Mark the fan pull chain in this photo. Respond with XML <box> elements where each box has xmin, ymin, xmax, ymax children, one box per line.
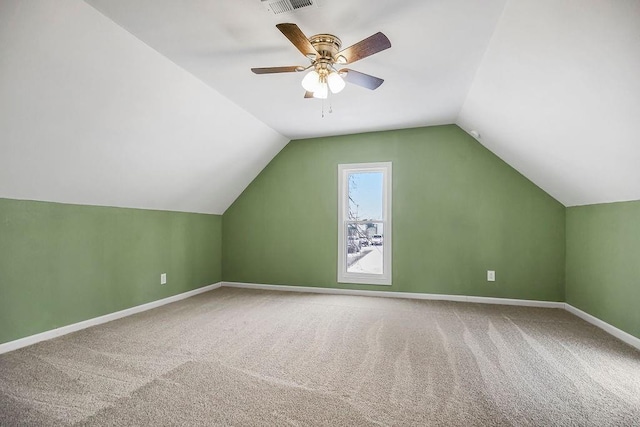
<box><xmin>320</xmin><ymin>93</ymin><xmax>333</xmax><ymax>118</ymax></box>
<box><xmin>328</xmin><ymin>89</ymin><xmax>333</xmax><ymax>114</ymax></box>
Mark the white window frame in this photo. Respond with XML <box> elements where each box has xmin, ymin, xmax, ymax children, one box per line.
<box><xmin>337</xmin><ymin>162</ymin><xmax>392</xmax><ymax>285</ymax></box>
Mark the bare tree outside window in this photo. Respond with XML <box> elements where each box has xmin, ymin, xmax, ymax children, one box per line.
<box><xmin>346</xmin><ymin>172</ymin><xmax>384</xmax><ymax>274</ymax></box>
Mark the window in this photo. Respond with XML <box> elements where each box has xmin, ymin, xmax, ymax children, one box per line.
<box><xmin>338</xmin><ymin>162</ymin><xmax>392</xmax><ymax>285</ymax></box>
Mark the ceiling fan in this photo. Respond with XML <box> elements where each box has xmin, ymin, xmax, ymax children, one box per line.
<box><xmin>251</xmin><ymin>23</ymin><xmax>391</xmax><ymax>99</ymax></box>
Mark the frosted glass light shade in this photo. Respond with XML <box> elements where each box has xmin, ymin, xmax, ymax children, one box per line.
<box><xmin>301</xmin><ymin>71</ymin><xmax>320</xmax><ymax>92</ymax></box>
<box><xmin>313</xmin><ymin>82</ymin><xmax>328</xmax><ymax>99</ymax></box>
<box><xmin>327</xmin><ymin>71</ymin><xmax>345</xmax><ymax>94</ymax></box>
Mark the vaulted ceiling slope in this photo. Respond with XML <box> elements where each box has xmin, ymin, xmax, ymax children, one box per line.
<box><xmin>2</xmin><ymin>1</ymin><xmax>639</xmax><ymax>213</ymax></box>
<box><xmin>458</xmin><ymin>0</ymin><xmax>640</xmax><ymax>206</ymax></box>
<box><xmin>0</xmin><ymin>0</ymin><xmax>288</xmax><ymax>215</ymax></box>
<box><xmin>83</xmin><ymin>0</ymin><xmax>640</xmax><ymax>208</ymax></box>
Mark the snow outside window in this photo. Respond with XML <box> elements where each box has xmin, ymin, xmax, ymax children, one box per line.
<box><xmin>337</xmin><ymin>162</ymin><xmax>392</xmax><ymax>285</ymax></box>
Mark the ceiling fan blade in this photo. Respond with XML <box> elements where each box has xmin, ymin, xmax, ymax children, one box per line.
<box><xmin>339</xmin><ymin>69</ymin><xmax>384</xmax><ymax>90</ymax></box>
<box><xmin>336</xmin><ymin>32</ymin><xmax>391</xmax><ymax>65</ymax></box>
<box><xmin>304</xmin><ymin>91</ymin><xmax>314</xmax><ymax>98</ymax></box>
<box><xmin>276</xmin><ymin>23</ymin><xmax>318</xmax><ymax>58</ymax></box>
<box><xmin>251</xmin><ymin>66</ymin><xmax>303</xmax><ymax>74</ymax></box>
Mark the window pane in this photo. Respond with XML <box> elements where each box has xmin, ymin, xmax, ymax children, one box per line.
<box><xmin>348</xmin><ymin>172</ymin><xmax>383</xmax><ymax>221</ymax></box>
<box><xmin>346</xmin><ymin>222</ymin><xmax>384</xmax><ymax>275</ymax></box>
<box><xmin>338</xmin><ymin>162</ymin><xmax>391</xmax><ymax>286</ymax></box>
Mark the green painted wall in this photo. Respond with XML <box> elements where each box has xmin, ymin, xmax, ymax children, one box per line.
<box><xmin>6</xmin><ymin>125</ymin><xmax>639</xmax><ymax>345</ymax></box>
<box><xmin>5</xmin><ymin>125</ymin><xmax>637</xmax><ymax>345</ymax></box>
<box><xmin>566</xmin><ymin>201</ymin><xmax>640</xmax><ymax>339</ymax></box>
<box><xmin>223</xmin><ymin>125</ymin><xmax>566</xmax><ymax>301</ymax></box>
<box><xmin>0</xmin><ymin>198</ymin><xmax>222</xmax><ymax>345</ymax></box>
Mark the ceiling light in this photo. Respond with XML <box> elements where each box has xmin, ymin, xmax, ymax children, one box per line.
<box><xmin>302</xmin><ymin>69</ymin><xmax>344</xmax><ymax>98</ymax></box>
<box><xmin>313</xmin><ymin>82</ymin><xmax>328</xmax><ymax>99</ymax></box>
<box><xmin>327</xmin><ymin>71</ymin><xmax>345</xmax><ymax>94</ymax></box>
<box><xmin>252</xmin><ymin>24</ymin><xmax>391</xmax><ymax>100</ymax></box>
<box><xmin>301</xmin><ymin>70</ymin><xmax>320</xmax><ymax>92</ymax></box>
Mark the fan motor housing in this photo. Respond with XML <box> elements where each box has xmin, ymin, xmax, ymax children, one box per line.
<box><xmin>309</xmin><ymin>34</ymin><xmax>341</xmax><ymax>60</ymax></box>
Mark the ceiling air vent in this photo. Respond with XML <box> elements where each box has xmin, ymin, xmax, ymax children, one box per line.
<box><xmin>261</xmin><ymin>0</ymin><xmax>317</xmax><ymax>15</ymax></box>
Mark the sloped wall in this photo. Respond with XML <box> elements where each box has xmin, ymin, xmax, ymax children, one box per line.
<box><xmin>0</xmin><ymin>0</ymin><xmax>288</xmax><ymax>214</ymax></box>
<box><xmin>566</xmin><ymin>201</ymin><xmax>640</xmax><ymax>339</ymax></box>
<box><xmin>223</xmin><ymin>125</ymin><xmax>565</xmax><ymax>300</ymax></box>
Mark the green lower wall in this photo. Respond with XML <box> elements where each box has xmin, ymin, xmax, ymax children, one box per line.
<box><xmin>4</xmin><ymin>126</ymin><xmax>638</xmax><ymax>346</ymax></box>
<box><xmin>0</xmin><ymin>198</ymin><xmax>222</xmax><ymax>345</ymax></box>
<box><xmin>223</xmin><ymin>125</ymin><xmax>566</xmax><ymax>301</ymax></box>
<box><xmin>566</xmin><ymin>201</ymin><xmax>640</xmax><ymax>339</ymax></box>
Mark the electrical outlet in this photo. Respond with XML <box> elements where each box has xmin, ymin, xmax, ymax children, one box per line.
<box><xmin>487</xmin><ymin>270</ymin><xmax>495</xmax><ymax>282</ymax></box>
<box><xmin>160</xmin><ymin>273</ymin><xmax>167</xmax><ymax>285</ymax></box>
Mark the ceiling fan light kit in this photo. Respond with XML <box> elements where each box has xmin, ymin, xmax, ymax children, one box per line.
<box><xmin>327</xmin><ymin>71</ymin><xmax>346</xmax><ymax>93</ymax></box>
<box><xmin>251</xmin><ymin>23</ymin><xmax>391</xmax><ymax>101</ymax></box>
<box><xmin>312</xmin><ymin>81</ymin><xmax>328</xmax><ymax>99</ymax></box>
<box><xmin>301</xmin><ymin>70</ymin><xmax>320</xmax><ymax>91</ymax></box>
<box><xmin>301</xmin><ymin>69</ymin><xmax>345</xmax><ymax>99</ymax></box>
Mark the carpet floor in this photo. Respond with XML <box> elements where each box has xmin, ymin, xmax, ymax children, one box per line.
<box><xmin>1</xmin><ymin>287</ymin><xmax>639</xmax><ymax>426</ymax></box>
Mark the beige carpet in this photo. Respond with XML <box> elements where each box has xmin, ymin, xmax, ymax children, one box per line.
<box><xmin>1</xmin><ymin>287</ymin><xmax>639</xmax><ymax>426</ymax></box>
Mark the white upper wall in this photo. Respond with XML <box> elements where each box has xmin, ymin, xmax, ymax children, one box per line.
<box><xmin>2</xmin><ymin>0</ymin><xmax>638</xmax><ymax>212</ymax></box>
<box><xmin>0</xmin><ymin>0</ymin><xmax>288</xmax><ymax>214</ymax></box>
<box><xmin>458</xmin><ymin>0</ymin><xmax>640</xmax><ymax>206</ymax></box>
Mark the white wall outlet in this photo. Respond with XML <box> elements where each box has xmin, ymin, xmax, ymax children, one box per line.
<box><xmin>487</xmin><ymin>270</ymin><xmax>495</xmax><ymax>282</ymax></box>
<box><xmin>160</xmin><ymin>273</ymin><xmax>167</xmax><ymax>285</ymax></box>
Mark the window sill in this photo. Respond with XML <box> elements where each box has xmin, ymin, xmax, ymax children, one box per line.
<box><xmin>337</xmin><ymin>275</ymin><xmax>392</xmax><ymax>286</ymax></box>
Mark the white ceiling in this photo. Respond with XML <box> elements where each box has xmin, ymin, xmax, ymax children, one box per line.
<box><xmin>84</xmin><ymin>0</ymin><xmax>508</xmax><ymax>140</ymax></box>
<box><xmin>2</xmin><ymin>0</ymin><xmax>639</xmax><ymax>212</ymax></box>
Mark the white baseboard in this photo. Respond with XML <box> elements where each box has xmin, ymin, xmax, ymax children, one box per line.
<box><xmin>4</xmin><ymin>281</ymin><xmax>637</xmax><ymax>355</ymax></box>
<box><xmin>221</xmin><ymin>282</ymin><xmax>566</xmax><ymax>309</ymax></box>
<box><xmin>224</xmin><ymin>282</ymin><xmax>640</xmax><ymax>350</ymax></box>
<box><xmin>564</xmin><ymin>304</ymin><xmax>640</xmax><ymax>351</ymax></box>
<box><xmin>0</xmin><ymin>282</ymin><xmax>222</xmax><ymax>355</ymax></box>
